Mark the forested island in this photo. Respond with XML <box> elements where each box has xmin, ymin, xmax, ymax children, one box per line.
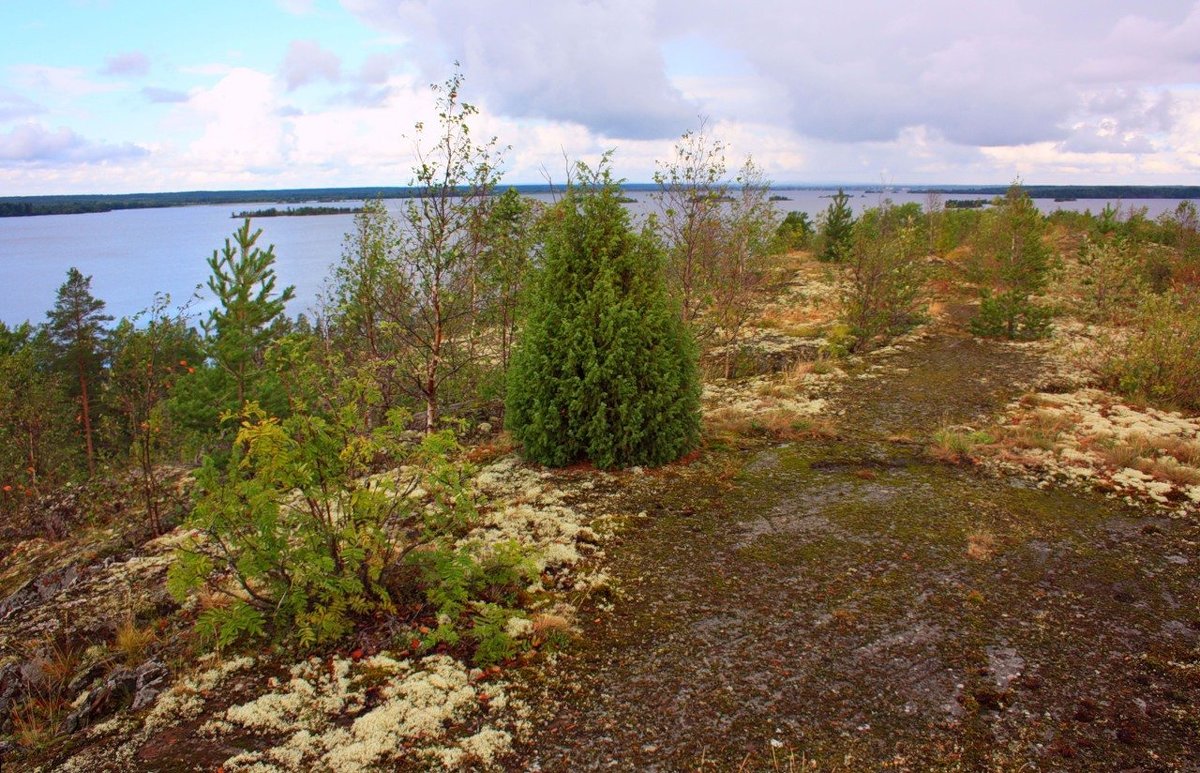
<box><xmin>229</xmin><ymin>206</ymin><xmax>364</xmax><ymax>218</ymax></box>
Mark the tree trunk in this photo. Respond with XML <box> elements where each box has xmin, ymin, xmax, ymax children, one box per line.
<box><xmin>77</xmin><ymin>364</ymin><xmax>95</xmax><ymax>476</ymax></box>
<box><xmin>426</xmin><ymin>319</ymin><xmax>442</xmax><ymax>434</ymax></box>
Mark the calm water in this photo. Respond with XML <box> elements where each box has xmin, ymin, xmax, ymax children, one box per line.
<box><xmin>1</xmin><ymin>190</ymin><xmax>1195</xmax><ymax>326</ymax></box>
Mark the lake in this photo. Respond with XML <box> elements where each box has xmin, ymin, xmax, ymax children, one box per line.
<box><xmin>1</xmin><ymin>189</ymin><xmax>1195</xmax><ymax>326</ymax></box>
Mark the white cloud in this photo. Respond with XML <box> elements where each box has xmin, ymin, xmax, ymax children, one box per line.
<box><xmin>0</xmin><ymin>88</ymin><xmax>43</xmax><ymax>122</ymax></box>
<box><xmin>280</xmin><ymin>40</ymin><xmax>342</xmax><ymax>91</ymax></box>
<box><xmin>181</xmin><ymin>68</ymin><xmax>290</xmax><ymax>174</ymax></box>
<box><xmin>0</xmin><ymin>121</ymin><xmax>147</xmax><ymax>163</ymax></box>
<box><xmin>7</xmin><ymin>0</ymin><xmax>1200</xmax><ymax>192</ymax></box>
<box><xmin>344</xmin><ymin>0</ymin><xmax>697</xmax><ymax>139</ymax></box>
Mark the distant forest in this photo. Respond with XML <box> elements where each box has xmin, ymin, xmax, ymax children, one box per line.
<box><xmin>1</xmin><ymin>183</ymin><xmax>1197</xmax><ymax>218</ymax></box>
<box><xmin>910</xmin><ymin>185</ymin><xmax>1200</xmax><ymax>200</ymax></box>
<box><xmin>0</xmin><ymin>185</ymin><xmax>656</xmax><ymax>218</ymax></box>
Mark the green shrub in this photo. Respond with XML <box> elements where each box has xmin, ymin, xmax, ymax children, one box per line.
<box><xmin>1099</xmin><ymin>290</ymin><xmax>1200</xmax><ymax>410</ymax></box>
<box><xmin>970</xmin><ymin>289</ymin><xmax>1053</xmax><ymax>340</ymax></box>
<box><xmin>1072</xmin><ymin>236</ymin><xmax>1148</xmax><ymax>322</ymax></box>
<box><xmin>409</xmin><ymin>539</ymin><xmax>539</xmax><ymax>665</ymax></box>
<box><xmin>774</xmin><ymin>210</ymin><xmax>814</xmax><ymax>252</ymax></box>
<box><xmin>506</xmin><ymin>158</ymin><xmax>701</xmax><ymax>468</ymax></box>
<box><xmin>168</xmin><ymin>397</ymin><xmax>477</xmax><ymax>648</ymax></box>
<box><xmin>841</xmin><ymin>202</ymin><xmax>927</xmax><ymax>350</ymax></box>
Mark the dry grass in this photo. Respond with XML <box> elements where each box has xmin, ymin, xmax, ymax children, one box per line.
<box><xmin>706</xmin><ymin>407</ymin><xmax>837</xmax><ymax>442</ymax></box>
<box><xmin>789</xmin><ymin>360</ymin><xmax>815</xmax><ymax>380</ymax></box>
<box><xmin>1136</xmin><ymin>456</ymin><xmax>1200</xmax><ymax>486</ymax></box>
<box><xmin>1157</xmin><ymin>437</ymin><xmax>1200</xmax><ymax>466</ymax></box>
<box><xmin>812</xmin><ymin>359</ymin><xmax>837</xmax><ymax>376</ymax></box>
<box><xmin>1017</xmin><ymin>394</ymin><xmax>1062</xmax><ymax>409</ymax></box>
<box><xmin>9</xmin><ymin>696</ymin><xmax>68</xmax><ymax>750</ymax></box>
<box><xmin>966</xmin><ymin>531</ymin><xmax>996</xmax><ymax>561</ymax></box>
<box><xmin>114</xmin><ymin>617</ymin><xmax>159</xmax><ymax>664</ymax></box>
<box><xmin>531</xmin><ymin>613</ymin><xmax>572</xmax><ymax>646</ymax></box>
<box><xmin>998</xmin><ymin>409</ymin><xmax>1077</xmax><ymax>452</ymax></box>
<box><xmin>754</xmin><ymin>381</ymin><xmax>796</xmax><ymax>399</ymax></box>
<box><xmin>756</xmin><ymin>305</ymin><xmax>830</xmax><ymax>338</ymax></box>
<box><xmin>11</xmin><ymin>636</ymin><xmax>87</xmax><ymax>749</ymax></box>
<box><xmin>1084</xmin><ymin>433</ymin><xmax>1200</xmax><ymax>484</ymax></box>
<box><xmin>929</xmin><ymin>428</ymin><xmax>995</xmax><ymax>464</ymax></box>
<box><xmin>1096</xmin><ymin>436</ymin><xmax>1152</xmax><ymax>469</ymax></box>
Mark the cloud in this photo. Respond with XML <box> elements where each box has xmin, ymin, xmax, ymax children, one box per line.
<box><xmin>142</xmin><ymin>86</ymin><xmax>190</xmax><ymax>104</ymax></box>
<box><xmin>330</xmin><ymin>86</ymin><xmax>392</xmax><ymax>108</ymax></box>
<box><xmin>358</xmin><ymin>53</ymin><xmax>397</xmax><ymax>85</ymax></box>
<box><xmin>280</xmin><ymin>40</ymin><xmax>342</xmax><ymax>91</ymax></box>
<box><xmin>10</xmin><ymin>65</ymin><xmax>118</xmax><ymax>97</ymax></box>
<box><xmin>1058</xmin><ymin>122</ymin><xmax>1157</xmax><ymax>154</ymax></box>
<box><xmin>101</xmin><ymin>51</ymin><xmax>151</xmax><ymax>77</ymax></box>
<box><xmin>344</xmin><ymin>0</ymin><xmax>697</xmax><ymax>139</ymax></box>
<box><xmin>339</xmin><ymin>0</ymin><xmax>1200</xmax><ymax>152</ymax></box>
<box><xmin>182</xmin><ymin>68</ymin><xmax>289</xmax><ymax>172</ymax></box>
<box><xmin>652</xmin><ymin>0</ymin><xmax>1200</xmax><ymax>153</ymax></box>
<box><xmin>0</xmin><ymin>121</ymin><xmax>148</xmax><ymax>164</ymax></box>
<box><xmin>0</xmin><ymin>88</ymin><xmax>44</xmax><ymax>122</ymax></box>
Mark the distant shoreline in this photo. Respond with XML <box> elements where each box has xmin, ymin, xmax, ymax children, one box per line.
<box><xmin>231</xmin><ymin>206</ymin><xmax>364</xmax><ymax>219</ymax></box>
<box><xmin>1</xmin><ymin>183</ymin><xmax>1197</xmax><ymax>218</ymax></box>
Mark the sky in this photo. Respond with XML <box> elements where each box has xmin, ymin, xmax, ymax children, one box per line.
<box><xmin>1</xmin><ymin>0</ymin><xmax>1198</xmax><ymax>194</ymax></box>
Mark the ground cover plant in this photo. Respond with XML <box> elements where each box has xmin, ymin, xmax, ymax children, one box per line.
<box><xmin>3</xmin><ymin>69</ymin><xmax>1200</xmax><ymax>771</ymax></box>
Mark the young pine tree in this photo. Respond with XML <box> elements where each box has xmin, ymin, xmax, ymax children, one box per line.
<box><xmin>46</xmin><ymin>268</ymin><xmax>112</xmax><ymax>475</ymax></box>
<box><xmin>506</xmin><ymin>159</ymin><xmax>701</xmax><ymax>469</ymax></box>
<box><xmin>201</xmin><ymin>219</ymin><xmax>295</xmax><ymax>409</ymax></box>
<box><xmin>967</xmin><ymin>182</ymin><xmax>1053</xmax><ymax>339</ymax></box>
<box><xmin>818</xmin><ymin>189</ymin><xmax>856</xmax><ymax>263</ymax></box>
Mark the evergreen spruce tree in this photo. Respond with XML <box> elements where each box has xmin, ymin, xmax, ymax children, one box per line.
<box><xmin>506</xmin><ymin>159</ymin><xmax>700</xmax><ymax>469</ymax></box>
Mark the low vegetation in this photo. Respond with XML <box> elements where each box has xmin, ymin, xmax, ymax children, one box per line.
<box><xmin>2</xmin><ymin>63</ymin><xmax>1200</xmax><ymax>770</ymax></box>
